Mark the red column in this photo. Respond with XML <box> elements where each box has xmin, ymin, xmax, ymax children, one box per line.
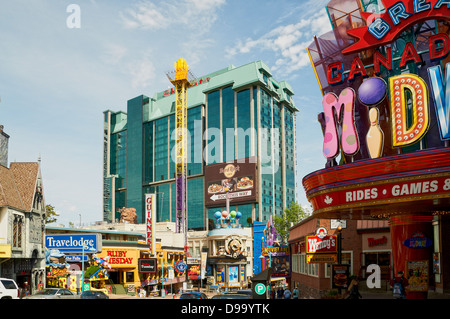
<box><xmin>389</xmin><ymin>215</ymin><xmax>433</xmax><ymax>299</ymax></box>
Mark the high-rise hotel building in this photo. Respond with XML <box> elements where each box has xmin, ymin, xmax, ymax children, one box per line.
<box><xmin>103</xmin><ymin>61</ymin><xmax>298</xmax><ymax>230</ymax></box>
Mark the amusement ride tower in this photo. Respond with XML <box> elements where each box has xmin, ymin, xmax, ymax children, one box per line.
<box><xmin>167</xmin><ymin>59</ymin><xmax>195</xmax><ymax>255</ymax></box>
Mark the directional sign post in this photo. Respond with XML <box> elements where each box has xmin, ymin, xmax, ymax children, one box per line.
<box><xmin>210</xmin><ymin>190</ymin><xmax>252</xmax><ymax>202</ymax></box>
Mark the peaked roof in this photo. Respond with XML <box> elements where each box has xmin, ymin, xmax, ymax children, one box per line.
<box><xmin>0</xmin><ymin>162</ymin><xmax>39</xmax><ymax>212</ymax></box>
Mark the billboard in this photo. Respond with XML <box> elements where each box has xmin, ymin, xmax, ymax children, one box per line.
<box><xmin>145</xmin><ymin>194</ymin><xmax>156</xmax><ymax>255</ymax></box>
<box><xmin>45</xmin><ymin>233</ymin><xmax>102</xmax><ymax>254</ymax></box>
<box><xmin>306</xmin><ymin>0</ymin><xmax>450</xmax><ymax>166</ymax></box>
<box><xmin>205</xmin><ymin>157</ymin><xmax>257</xmax><ymax>207</ymax></box>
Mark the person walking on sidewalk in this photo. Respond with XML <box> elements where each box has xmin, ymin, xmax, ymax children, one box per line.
<box><xmin>283</xmin><ymin>287</ymin><xmax>292</xmax><ymax>299</ymax></box>
<box><xmin>390</xmin><ymin>271</ymin><xmax>409</xmax><ymax>299</ymax></box>
<box><xmin>346</xmin><ymin>277</ymin><xmax>362</xmax><ymax>299</ymax></box>
<box><xmin>292</xmin><ymin>286</ymin><xmax>299</xmax><ymax>299</ymax></box>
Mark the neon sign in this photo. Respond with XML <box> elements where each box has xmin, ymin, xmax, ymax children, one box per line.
<box><xmin>319</xmin><ymin>0</ymin><xmax>450</xmax><ymax>161</ymax></box>
<box><xmin>342</xmin><ymin>0</ymin><xmax>450</xmax><ymax>55</ymax></box>
<box><xmin>163</xmin><ymin>77</ymin><xmax>211</xmax><ymax>97</ymax></box>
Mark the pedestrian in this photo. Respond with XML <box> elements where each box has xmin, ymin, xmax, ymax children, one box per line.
<box><xmin>292</xmin><ymin>286</ymin><xmax>299</xmax><ymax>299</ymax></box>
<box><xmin>346</xmin><ymin>277</ymin><xmax>362</xmax><ymax>299</ymax></box>
<box><xmin>23</xmin><ymin>282</ymin><xmax>29</xmax><ymax>297</ymax></box>
<box><xmin>390</xmin><ymin>271</ymin><xmax>408</xmax><ymax>299</ymax></box>
<box><xmin>283</xmin><ymin>287</ymin><xmax>292</xmax><ymax>299</ymax></box>
<box><xmin>276</xmin><ymin>288</ymin><xmax>283</xmax><ymax>299</ymax></box>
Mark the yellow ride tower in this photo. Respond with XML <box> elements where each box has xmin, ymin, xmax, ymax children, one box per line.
<box><xmin>167</xmin><ymin>58</ymin><xmax>194</xmax><ymax>254</ymax></box>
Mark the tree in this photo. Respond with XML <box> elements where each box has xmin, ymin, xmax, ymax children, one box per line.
<box><xmin>45</xmin><ymin>204</ymin><xmax>59</xmax><ymax>224</ymax></box>
<box><xmin>273</xmin><ymin>201</ymin><xmax>310</xmax><ymax>244</ymax></box>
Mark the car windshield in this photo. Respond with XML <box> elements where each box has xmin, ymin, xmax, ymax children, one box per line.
<box><xmin>36</xmin><ymin>289</ymin><xmax>58</xmax><ymax>295</ymax></box>
<box><xmin>82</xmin><ymin>291</ymin><xmax>96</xmax><ymax>296</ymax></box>
<box><xmin>212</xmin><ymin>294</ymin><xmax>250</xmax><ymax>299</ymax></box>
<box><xmin>180</xmin><ymin>293</ymin><xmax>199</xmax><ymax>299</ymax></box>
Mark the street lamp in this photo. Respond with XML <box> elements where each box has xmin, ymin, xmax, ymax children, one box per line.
<box><xmin>81</xmin><ymin>244</ymin><xmax>95</xmax><ymax>293</ymax></box>
<box><xmin>259</xmin><ymin>253</ymin><xmax>272</xmax><ymax>298</ymax></box>
<box><xmin>336</xmin><ymin>226</ymin><xmax>343</xmax><ymax>295</ymax></box>
<box><xmin>336</xmin><ymin>225</ymin><xmax>343</xmax><ymax>265</ymax></box>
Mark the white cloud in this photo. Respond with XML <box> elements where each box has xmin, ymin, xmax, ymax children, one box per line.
<box><xmin>128</xmin><ymin>57</ymin><xmax>157</xmax><ymax>90</ymax></box>
<box><xmin>120</xmin><ymin>0</ymin><xmax>225</xmax><ymax>32</ymax></box>
<box><xmin>226</xmin><ymin>8</ymin><xmax>332</xmax><ymax>76</ymax></box>
<box><xmin>121</xmin><ymin>2</ymin><xmax>171</xmax><ymax>29</ymax></box>
<box><xmin>103</xmin><ymin>43</ymin><xmax>128</xmax><ymax>65</ymax></box>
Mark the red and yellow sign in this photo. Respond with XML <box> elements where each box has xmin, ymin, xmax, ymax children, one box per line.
<box><xmin>306</xmin><ymin>235</ymin><xmax>337</xmax><ymax>254</ymax></box>
<box><xmin>310</xmin><ymin>173</ymin><xmax>450</xmax><ymax>213</ymax></box>
<box><xmin>306</xmin><ymin>254</ymin><xmax>337</xmax><ymax>264</ymax></box>
<box><xmin>98</xmin><ymin>249</ymin><xmax>138</xmax><ymax>267</ymax></box>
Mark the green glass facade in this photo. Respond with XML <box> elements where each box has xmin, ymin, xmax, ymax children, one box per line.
<box><xmin>103</xmin><ymin>61</ymin><xmax>298</xmax><ymax>229</ymax></box>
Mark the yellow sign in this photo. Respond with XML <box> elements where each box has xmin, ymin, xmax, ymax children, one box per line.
<box><xmin>0</xmin><ymin>244</ymin><xmax>11</xmax><ymax>258</ymax></box>
<box><xmin>306</xmin><ymin>254</ymin><xmax>337</xmax><ymax>264</ymax></box>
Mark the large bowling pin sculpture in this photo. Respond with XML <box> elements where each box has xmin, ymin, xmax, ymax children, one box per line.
<box><xmin>366</xmin><ymin>107</ymin><xmax>384</xmax><ymax>158</ymax></box>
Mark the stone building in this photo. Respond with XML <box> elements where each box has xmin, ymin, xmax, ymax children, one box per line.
<box><xmin>0</xmin><ymin>126</ymin><xmax>46</xmax><ymax>294</ymax></box>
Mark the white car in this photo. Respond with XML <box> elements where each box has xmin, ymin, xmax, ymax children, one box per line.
<box><xmin>23</xmin><ymin>288</ymin><xmax>79</xmax><ymax>299</ymax></box>
<box><xmin>0</xmin><ymin>278</ymin><xmax>19</xmax><ymax>299</ymax></box>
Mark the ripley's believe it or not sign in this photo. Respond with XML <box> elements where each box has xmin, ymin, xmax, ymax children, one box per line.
<box><xmin>304</xmin><ymin>0</ymin><xmax>450</xmax><ymax>218</ymax></box>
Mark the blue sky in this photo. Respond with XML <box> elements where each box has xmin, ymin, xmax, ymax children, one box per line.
<box><xmin>0</xmin><ymin>0</ymin><xmax>331</xmax><ymax>226</ymax></box>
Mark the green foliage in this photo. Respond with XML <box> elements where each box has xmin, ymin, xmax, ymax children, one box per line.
<box><xmin>45</xmin><ymin>204</ymin><xmax>59</xmax><ymax>224</ymax></box>
<box><xmin>273</xmin><ymin>201</ymin><xmax>310</xmax><ymax>244</ymax></box>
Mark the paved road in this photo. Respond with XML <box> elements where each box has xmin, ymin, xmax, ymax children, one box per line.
<box><xmin>108</xmin><ymin>290</ymin><xmax>450</xmax><ymax>299</ymax></box>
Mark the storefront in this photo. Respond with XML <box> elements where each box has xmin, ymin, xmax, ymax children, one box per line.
<box><xmin>302</xmin><ymin>0</ymin><xmax>450</xmax><ymax>298</ymax></box>
<box><xmin>359</xmin><ymin>223</ymin><xmax>392</xmax><ymax>281</ymax></box>
<box><xmin>205</xmin><ymin>227</ymin><xmax>252</xmax><ymax>291</ymax></box>
<box><xmin>96</xmin><ymin>248</ymin><xmax>140</xmax><ymax>295</ymax></box>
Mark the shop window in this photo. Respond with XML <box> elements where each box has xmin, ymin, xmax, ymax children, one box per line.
<box><xmin>216</xmin><ymin>240</ymin><xmax>225</xmax><ymax>254</ymax></box>
<box><xmin>126</xmin><ymin>272</ymin><xmax>134</xmax><ymax>282</ymax></box>
<box><xmin>308</xmin><ymin>261</ymin><xmax>318</xmax><ymax>277</ymax></box>
<box><xmin>362</xmin><ymin>252</ymin><xmax>391</xmax><ymax>280</ymax></box>
<box><xmin>110</xmin><ymin>235</ymin><xmax>121</xmax><ymax>241</ymax></box>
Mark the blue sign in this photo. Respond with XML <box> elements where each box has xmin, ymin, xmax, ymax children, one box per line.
<box><xmin>45</xmin><ymin>234</ymin><xmax>102</xmax><ymax>253</ymax></box>
<box><xmin>65</xmin><ymin>255</ymin><xmax>89</xmax><ymax>262</ymax></box>
<box><xmin>175</xmin><ymin>261</ymin><xmax>187</xmax><ymax>273</ymax></box>
<box><xmin>403</xmin><ymin>233</ymin><xmax>432</xmax><ymax>249</ymax></box>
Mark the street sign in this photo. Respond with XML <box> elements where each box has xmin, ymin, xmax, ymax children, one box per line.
<box><xmin>175</xmin><ymin>261</ymin><xmax>187</xmax><ymax>273</ymax></box>
<box><xmin>210</xmin><ymin>190</ymin><xmax>252</xmax><ymax>201</ymax></box>
<box><xmin>331</xmin><ymin>219</ymin><xmax>347</xmax><ymax>229</ymax></box>
<box><xmin>254</xmin><ymin>283</ymin><xmax>267</xmax><ymax>295</ymax></box>
<box><xmin>82</xmin><ymin>283</ymin><xmax>91</xmax><ymax>292</ymax></box>
<box><xmin>65</xmin><ymin>255</ymin><xmax>88</xmax><ymax>262</ymax></box>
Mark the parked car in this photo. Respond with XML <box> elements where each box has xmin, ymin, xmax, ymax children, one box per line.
<box><xmin>22</xmin><ymin>288</ymin><xmax>79</xmax><ymax>299</ymax></box>
<box><xmin>236</xmin><ymin>289</ymin><xmax>253</xmax><ymax>297</ymax></box>
<box><xmin>80</xmin><ymin>290</ymin><xmax>109</xmax><ymax>299</ymax></box>
<box><xmin>180</xmin><ymin>292</ymin><xmax>208</xmax><ymax>299</ymax></box>
<box><xmin>0</xmin><ymin>278</ymin><xmax>19</xmax><ymax>299</ymax></box>
<box><xmin>211</xmin><ymin>293</ymin><xmax>251</xmax><ymax>299</ymax></box>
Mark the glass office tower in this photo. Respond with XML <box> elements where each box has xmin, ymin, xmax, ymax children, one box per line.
<box><xmin>103</xmin><ymin>61</ymin><xmax>298</xmax><ymax>230</ymax></box>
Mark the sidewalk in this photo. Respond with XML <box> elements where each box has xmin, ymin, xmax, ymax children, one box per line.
<box><xmin>360</xmin><ymin>290</ymin><xmax>450</xmax><ymax>299</ymax></box>
<box><xmin>108</xmin><ymin>288</ymin><xmax>450</xmax><ymax>300</ymax></box>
